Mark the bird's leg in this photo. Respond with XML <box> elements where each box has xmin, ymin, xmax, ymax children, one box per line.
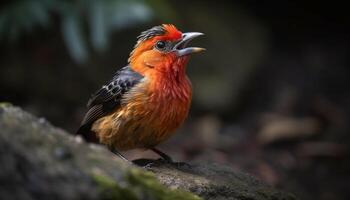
<box><xmin>151</xmin><ymin>147</ymin><xmax>173</xmax><ymax>162</ymax></box>
<box><xmin>109</xmin><ymin>147</ymin><xmax>129</xmax><ymax>162</ymax></box>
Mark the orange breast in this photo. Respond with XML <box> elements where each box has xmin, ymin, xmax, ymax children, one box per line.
<box><xmin>91</xmin><ymin>74</ymin><xmax>192</xmax><ymax>151</ymax></box>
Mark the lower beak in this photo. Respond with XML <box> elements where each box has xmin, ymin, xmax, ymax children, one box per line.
<box><xmin>174</xmin><ymin>32</ymin><xmax>205</xmax><ymax>57</ymax></box>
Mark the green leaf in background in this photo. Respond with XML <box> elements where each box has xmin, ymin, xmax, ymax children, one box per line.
<box><xmin>87</xmin><ymin>0</ymin><xmax>153</xmax><ymax>53</ymax></box>
<box><xmin>0</xmin><ymin>0</ymin><xmax>172</xmax><ymax>64</ymax></box>
<box><xmin>61</xmin><ymin>13</ymin><xmax>88</xmax><ymax>64</ymax></box>
<box><xmin>0</xmin><ymin>0</ymin><xmax>52</xmax><ymax>41</ymax></box>
<box><xmin>88</xmin><ymin>0</ymin><xmax>108</xmax><ymax>53</ymax></box>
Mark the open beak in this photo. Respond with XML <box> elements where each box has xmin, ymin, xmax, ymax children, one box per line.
<box><xmin>173</xmin><ymin>32</ymin><xmax>205</xmax><ymax>57</ymax></box>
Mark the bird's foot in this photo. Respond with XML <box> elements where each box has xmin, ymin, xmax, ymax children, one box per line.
<box><xmin>132</xmin><ymin>158</ymin><xmax>172</xmax><ymax>168</ymax></box>
<box><xmin>132</xmin><ymin>158</ymin><xmax>191</xmax><ymax>170</ymax></box>
<box><xmin>132</xmin><ymin>158</ymin><xmax>158</xmax><ymax>168</ymax></box>
<box><xmin>150</xmin><ymin>147</ymin><xmax>174</xmax><ymax>162</ymax></box>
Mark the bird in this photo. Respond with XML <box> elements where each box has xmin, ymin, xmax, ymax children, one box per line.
<box><xmin>76</xmin><ymin>24</ymin><xmax>205</xmax><ymax>162</ymax></box>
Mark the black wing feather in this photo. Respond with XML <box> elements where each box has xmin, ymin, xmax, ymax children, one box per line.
<box><xmin>77</xmin><ymin>66</ymin><xmax>143</xmax><ymax>137</ymax></box>
<box><xmin>81</xmin><ymin>105</ymin><xmax>104</xmax><ymax>126</ymax></box>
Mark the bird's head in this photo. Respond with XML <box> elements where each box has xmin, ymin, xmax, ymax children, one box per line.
<box><xmin>128</xmin><ymin>24</ymin><xmax>205</xmax><ymax>75</ymax></box>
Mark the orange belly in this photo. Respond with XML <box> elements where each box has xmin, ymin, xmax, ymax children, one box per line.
<box><xmin>91</xmin><ymin>78</ymin><xmax>192</xmax><ymax>150</ymax></box>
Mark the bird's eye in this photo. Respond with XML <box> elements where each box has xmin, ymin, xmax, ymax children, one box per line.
<box><xmin>155</xmin><ymin>41</ymin><xmax>166</xmax><ymax>50</ymax></box>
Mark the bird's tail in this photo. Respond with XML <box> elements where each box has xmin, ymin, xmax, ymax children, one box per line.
<box><xmin>76</xmin><ymin>124</ymin><xmax>99</xmax><ymax>143</ymax></box>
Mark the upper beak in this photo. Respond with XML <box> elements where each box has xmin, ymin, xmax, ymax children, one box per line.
<box><xmin>173</xmin><ymin>32</ymin><xmax>205</xmax><ymax>57</ymax></box>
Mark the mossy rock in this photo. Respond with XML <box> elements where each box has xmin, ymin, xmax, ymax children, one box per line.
<box><xmin>0</xmin><ymin>104</ymin><xmax>296</xmax><ymax>200</ymax></box>
<box><xmin>0</xmin><ymin>104</ymin><xmax>199</xmax><ymax>200</ymax></box>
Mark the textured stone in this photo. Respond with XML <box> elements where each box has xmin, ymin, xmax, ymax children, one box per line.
<box><xmin>0</xmin><ymin>104</ymin><xmax>296</xmax><ymax>200</ymax></box>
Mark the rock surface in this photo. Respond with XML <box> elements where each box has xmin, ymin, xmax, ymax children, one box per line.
<box><xmin>0</xmin><ymin>104</ymin><xmax>296</xmax><ymax>200</ymax></box>
<box><xmin>147</xmin><ymin>161</ymin><xmax>295</xmax><ymax>200</ymax></box>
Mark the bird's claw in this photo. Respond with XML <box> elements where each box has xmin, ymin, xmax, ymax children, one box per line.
<box><xmin>142</xmin><ymin>162</ymin><xmax>156</xmax><ymax>169</ymax></box>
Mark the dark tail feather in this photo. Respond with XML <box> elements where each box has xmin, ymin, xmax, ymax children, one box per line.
<box><xmin>77</xmin><ymin>124</ymin><xmax>128</xmax><ymax>161</ymax></box>
<box><xmin>76</xmin><ymin>124</ymin><xmax>99</xmax><ymax>144</ymax></box>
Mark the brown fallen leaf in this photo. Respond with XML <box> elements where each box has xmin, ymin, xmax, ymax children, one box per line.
<box><xmin>257</xmin><ymin>115</ymin><xmax>321</xmax><ymax>145</ymax></box>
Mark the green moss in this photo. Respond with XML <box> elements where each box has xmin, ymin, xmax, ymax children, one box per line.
<box><xmin>92</xmin><ymin>168</ymin><xmax>201</xmax><ymax>200</ymax></box>
<box><xmin>0</xmin><ymin>102</ymin><xmax>12</xmax><ymax>108</ymax></box>
<box><xmin>92</xmin><ymin>173</ymin><xmax>137</xmax><ymax>200</ymax></box>
<box><xmin>126</xmin><ymin>168</ymin><xmax>202</xmax><ymax>200</ymax></box>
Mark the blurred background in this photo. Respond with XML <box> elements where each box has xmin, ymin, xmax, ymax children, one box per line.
<box><xmin>0</xmin><ymin>0</ymin><xmax>349</xmax><ymax>199</ymax></box>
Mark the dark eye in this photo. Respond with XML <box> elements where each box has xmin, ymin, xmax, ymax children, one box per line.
<box><xmin>155</xmin><ymin>41</ymin><xmax>166</xmax><ymax>50</ymax></box>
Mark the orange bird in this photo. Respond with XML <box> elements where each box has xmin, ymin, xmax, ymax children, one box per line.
<box><xmin>77</xmin><ymin>24</ymin><xmax>204</xmax><ymax>162</ymax></box>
